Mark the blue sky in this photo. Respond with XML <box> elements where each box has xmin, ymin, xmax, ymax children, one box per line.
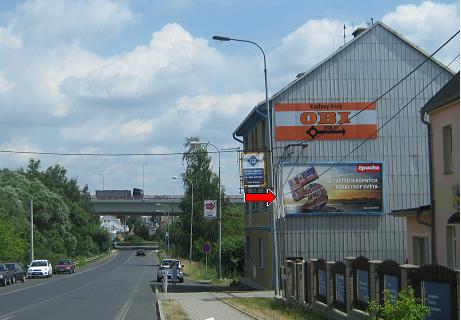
<box><xmin>0</xmin><ymin>0</ymin><xmax>458</xmax><ymax>196</ymax></box>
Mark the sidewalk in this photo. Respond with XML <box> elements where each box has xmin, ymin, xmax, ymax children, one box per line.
<box><xmin>157</xmin><ymin>290</ymin><xmax>274</xmax><ymax>320</ymax></box>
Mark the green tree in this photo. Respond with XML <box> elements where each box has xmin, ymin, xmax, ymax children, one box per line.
<box><xmin>0</xmin><ymin>218</ymin><xmax>28</xmax><ymax>262</ymax></box>
<box><xmin>368</xmin><ymin>287</ymin><xmax>431</xmax><ymax>320</ymax></box>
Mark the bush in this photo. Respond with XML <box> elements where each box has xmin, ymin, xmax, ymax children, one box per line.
<box><xmin>368</xmin><ymin>287</ymin><xmax>431</xmax><ymax>320</ymax></box>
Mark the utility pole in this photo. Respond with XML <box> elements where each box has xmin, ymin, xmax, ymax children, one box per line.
<box><xmin>30</xmin><ymin>199</ymin><xmax>34</xmax><ymax>262</ymax></box>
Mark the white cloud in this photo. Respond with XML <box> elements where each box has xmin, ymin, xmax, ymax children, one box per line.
<box><xmin>0</xmin><ymin>27</ymin><xmax>22</xmax><ymax>48</ymax></box>
<box><xmin>382</xmin><ymin>1</ymin><xmax>459</xmax><ymax>69</ymax></box>
<box><xmin>0</xmin><ymin>76</ymin><xmax>14</xmax><ymax>94</ymax></box>
<box><xmin>8</xmin><ymin>0</ymin><xmax>135</xmax><ymax>46</ymax></box>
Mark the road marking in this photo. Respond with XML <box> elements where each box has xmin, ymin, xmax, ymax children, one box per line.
<box><xmin>113</xmin><ymin>283</ymin><xmax>140</xmax><ymax>320</ymax></box>
<box><xmin>0</xmin><ymin>315</ymin><xmax>15</xmax><ymax>320</ymax></box>
<box><xmin>0</xmin><ymin>251</ymin><xmax>135</xmax><ymax>319</ymax></box>
<box><xmin>0</xmin><ymin>252</ymin><xmax>119</xmax><ymax>297</ymax></box>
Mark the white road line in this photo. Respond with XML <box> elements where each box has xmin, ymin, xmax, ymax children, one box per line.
<box><xmin>0</xmin><ymin>315</ymin><xmax>15</xmax><ymax>320</ymax></box>
<box><xmin>0</xmin><ymin>252</ymin><xmax>119</xmax><ymax>297</ymax></box>
<box><xmin>0</xmin><ymin>252</ymin><xmax>135</xmax><ymax>319</ymax></box>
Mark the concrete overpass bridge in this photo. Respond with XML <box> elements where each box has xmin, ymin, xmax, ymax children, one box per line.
<box><xmin>91</xmin><ymin>194</ymin><xmax>244</xmax><ymax>216</ymax></box>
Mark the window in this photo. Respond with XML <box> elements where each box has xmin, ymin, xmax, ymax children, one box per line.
<box><xmin>258</xmin><ymin>238</ymin><xmax>264</xmax><ymax>268</ymax></box>
<box><xmin>443</xmin><ymin>125</ymin><xmax>453</xmax><ymax>173</ymax></box>
<box><xmin>245</xmin><ymin>237</ymin><xmax>250</xmax><ymax>262</ymax></box>
<box><xmin>412</xmin><ymin>236</ymin><xmax>430</xmax><ymax>266</ymax></box>
<box><xmin>446</xmin><ymin>226</ymin><xmax>458</xmax><ymax>270</ymax></box>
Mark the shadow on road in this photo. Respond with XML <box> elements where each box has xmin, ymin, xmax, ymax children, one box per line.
<box><xmin>148</xmin><ymin>280</ymin><xmax>256</xmax><ymax>293</ymax></box>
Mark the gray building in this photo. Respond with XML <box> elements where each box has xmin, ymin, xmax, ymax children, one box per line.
<box><xmin>233</xmin><ymin>21</ymin><xmax>455</xmax><ymax>290</ymax></box>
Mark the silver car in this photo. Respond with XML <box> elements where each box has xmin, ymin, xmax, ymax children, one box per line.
<box><xmin>156</xmin><ymin>259</ymin><xmax>183</xmax><ymax>283</ymax></box>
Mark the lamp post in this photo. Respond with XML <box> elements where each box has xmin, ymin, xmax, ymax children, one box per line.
<box><xmin>190</xmin><ymin>141</ymin><xmax>222</xmax><ymax>279</ymax></box>
<box><xmin>156</xmin><ymin>204</ymin><xmax>170</xmax><ymax>250</ymax></box>
<box><xmin>173</xmin><ymin>176</ymin><xmax>194</xmax><ymax>263</ymax></box>
<box><xmin>212</xmin><ymin>35</ymin><xmax>279</xmax><ymax>295</ymax></box>
<box><xmin>98</xmin><ymin>173</ymin><xmax>105</xmax><ymax>190</ymax></box>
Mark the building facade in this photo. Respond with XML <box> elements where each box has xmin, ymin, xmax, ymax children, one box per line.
<box><xmin>233</xmin><ymin>22</ymin><xmax>454</xmax><ymax>289</ymax></box>
<box><xmin>394</xmin><ymin>73</ymin><xmax>459</xmax><ymax>269</ymax></box>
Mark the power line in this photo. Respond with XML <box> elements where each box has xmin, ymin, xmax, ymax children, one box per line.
<box><xmin>341</xmin><ymin>29</ymin><xmax>459</xmax><ymax>125</ymax></box>
<box><xmin>0</xmin><ymin>149</ymin><xmax>239</xmax><ymax>157</ymax></box>
<box><xmin>282</xmin><ymin>52</ymin><xmax>459</xmax><ymax>197</ymax></box>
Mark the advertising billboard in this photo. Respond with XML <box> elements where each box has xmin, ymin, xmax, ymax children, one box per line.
<box><xmin>241</xmin><ymin>152</ymin><xmax>265</xmax><ymax>187</ymax></box>
<box><xmin>275</xmin><ymin>102</ymin><xmax>377</xmax><ymax>141</ymax></box>
<box><xmin>203</xmin><ymin>200</ymin><xmax>217</xmax><ymax>219</ymax></box>
<box><xmin>282</xmin><ymin>162</ymin><xmax>383</xmax><ymax>215</ymax></box>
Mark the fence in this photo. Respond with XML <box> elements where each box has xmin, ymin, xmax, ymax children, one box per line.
<box><xmin>282</xmin><ymin>256</ymin><xmax>460</xmax><ymax>320</ymax></box>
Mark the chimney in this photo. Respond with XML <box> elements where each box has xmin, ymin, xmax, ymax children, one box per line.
<box><xmin>352</xmin><ymin>27</ymin><xmax>367</xmax><ymax>38</ymax></box>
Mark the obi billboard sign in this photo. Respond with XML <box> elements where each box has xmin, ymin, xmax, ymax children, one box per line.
<box><xmin>274</xmin><ymin>102</ymin><xmax>377</xmax><ymax>141</ymax></box>
<box><xmin>282</xmin><ymin>162</ymin><xmax>383</xmax><ymax>215</ymax></box>
<box><xmin>203</xmin><ymin>200</ymin><xmax>217</xmax><ymax>219</ymax></box>
<box><xmin>241</xmin><ymin>152</ymin><xmax>265</xmax><ymax>187</ymax></box>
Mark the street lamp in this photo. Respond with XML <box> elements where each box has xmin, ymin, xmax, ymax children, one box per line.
<box><xmin>212</xmin><ymin>35</ymin><xmax>279</xmax><ymax>294</ymax></box>
<box><xmin>98</xmin><ymin>173</ymin><xmax>105</xmax><ymax>190</ymax></box>
<box><xmin>190</xmin><ymin>141</ymin><xmax>222</xmax><ymax>280</ymax></box>
<box><xmin>156</xmin><ymin>204</ymin><xmax>170</xmax><ymax>250</ymax></box>
<box><xmin>173</xmin><ymin>175</ymin><xmax>194</xmax><ymax>263</ymax></box>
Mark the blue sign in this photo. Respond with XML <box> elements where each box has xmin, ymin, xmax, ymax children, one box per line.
<box><xmin>242</xmin><ymin>153</ymin><xmax>265</xmax><ymax>187</ymax></box>
<box><xmin>357</xmin><ymin>270</ymin><xmax>369</xmax><ymax>302</ymax></box>
<box><xmin>384</xmin><ymin>274</ymin><xmax>399</xmax><ymax>301</ymax></box>
<box><xmin>423</xmin><ymin>281</ymin><xmax>451</xmax><ymax>320</ymax></box>
<box><xmin>318</xmin><ymin>269</ymin><xmax>327</xmax><ymax>296</ymax></box>
<box><xmin>335</xmin><ymin>274</ymin><xmax>345</xmax><ymax>303</ymax></box>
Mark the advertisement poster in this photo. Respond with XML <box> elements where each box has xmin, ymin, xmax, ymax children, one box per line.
<box><xmin>282</xmin><ymin>162</ymin><xmax>383</xmax><ymax>215</ymax></box>
<box><xmin>318</xmin><ymin>270</ymin><xmax>327</xmax><ymax>296</ymax></box>
<box><xmin>275</xmin><ymin>102</ymin><xmax>378</xmax><ymax>141</ymax></box>
<box><xmin>203</xmin><ymin>200</ymin><xmax>217</xmax><ymax>219</ymax></box>
<box><xmin>357</xmin><ymin>270</ymin><xmax>369</xmax><ymax>303</ymax></box>
<box><xmin>384</xmin><ymin>274</ymin><xmax>399</xmax><ymax>301</ymax></box>
<box><xmin>241</xmin><ymin>152</ymin><xmax>265</xmax><ymax>187</ymax></box>
<box><xmin>335</xmin><ymin>274</ymin><xmax>345</xmax><ymax>303</ymax></box>
<box><xmin>422</xmin><ymin>281</ymin><xmax>452</xmax><ymax>320</ymax></box>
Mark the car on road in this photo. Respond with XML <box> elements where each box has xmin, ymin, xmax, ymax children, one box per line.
<box><xmin>54</xmin><ymin>259</ymin><xmax>75</xmax><ymax>274</ymax></box>
<box><xmin>136</xmin><ymin>249</ymin><xmax>145</xmax><ymax>256</ymax></box>
<box><xmin>156</xmin><ymin>259</ymin><xmax>184</xmax><ymax>283</ymax></box>
<box><xmin>0</xmin><ymin>263</ymin><xmax>14</xmax><ymax>286</ymax></box>
<box><xmin>27</xmin><ymin>260</ymin><xmax>53</xmax><ymax>278</ymax></box>
<box><xmin>5</xmin><ymin>263</ymin><xmax>26</xmax><ymax>283</ymax></box>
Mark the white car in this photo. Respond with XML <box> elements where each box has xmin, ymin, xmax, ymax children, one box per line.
<box><xmin>27</xmin><ymin>260</ymin><xmax>53</xmax><ymax>278</ymax></box>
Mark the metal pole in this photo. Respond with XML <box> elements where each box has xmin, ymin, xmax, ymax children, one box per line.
<box><xmin>30</xmin><ymin>199</ymin><xmax>34</xmax><ymax>262</ymax></box>
<box><xmin>142</xmin><ymin>164</ymin><xmax>145</xmax><ymax>199</ymax></box>
<box><xmin>189</xmin><ymin>180</ymin><xmax>194</xmax><ymax>263</ymax></box>
<box><xmin>167</xmin><ymin>210</ymin><xmax>170</xmax><ymax>251</ymax></box>
<box><xmin>218</xmin><ymin>148</ymin><xmax>221</xmax><ymax>280</ymax></box>
<box><xmin>212</xmin><ymin>36</ymin><xmax>279</xmax><ymax>295</ymax></box>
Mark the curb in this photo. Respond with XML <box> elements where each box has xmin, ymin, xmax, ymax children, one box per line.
<box><xmin>213</xmin><ymin>294</ymin><xmax>264</xmax><ymax>320</ymax></box>
<box><xmin>155</xmin><ymin>287</ymin><xmax>165</xmax><ymax>320</ymax></box>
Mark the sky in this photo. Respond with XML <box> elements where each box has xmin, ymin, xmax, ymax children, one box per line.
<box><xmin>0</xmin><ymin>0</ymin><xmax>459</xmax><ymax>196</ymax></box>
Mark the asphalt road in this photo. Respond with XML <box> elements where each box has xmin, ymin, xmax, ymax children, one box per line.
<box><xmin>0</xmin><ymin>250</ymin><xmax>159</xmax><ymax>320</ymax></box>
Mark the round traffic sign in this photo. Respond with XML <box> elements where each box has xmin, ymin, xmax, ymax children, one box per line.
<box><xmin>202</xmin><ymin>243</ymin><xmax>211</xmax><ymax>253</ymax></box>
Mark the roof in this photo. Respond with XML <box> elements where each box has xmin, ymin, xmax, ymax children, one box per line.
<box><xmin>421</xmin><ymin>72</ymin><xmax>460</xmax><ymax>113</ymax></box>
<box><xmin>233</xmin><ymin>21</ymin><xmax>455</xmax><ymax>137</ymax></box>
<box><xmin>390</xmin><ymin>205</ymin><xmax>431</xmax><ymax>217</ymax></box>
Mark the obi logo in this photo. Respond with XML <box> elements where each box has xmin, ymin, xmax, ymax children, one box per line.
<box><xmin>247</xmin><ymin>155</ymin><xmax>260</xmax><ymax>167</ymax></box>
<box><xmin>299</xmin><ymin>112</ymin><xmax>351</xmax><ymax>125</ymax></box>
<box><xmin>356</xmin><ymin>164</ymin><xmax>381</xmax><ymax>173</ymax></box>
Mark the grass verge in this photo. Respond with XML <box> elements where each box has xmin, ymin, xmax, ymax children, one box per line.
<box><xmin>74</xmin><ymin>250</ymin><xmax>114</xmax><ymax>268</ymax></box>
<box><xmin>224</xmin><ymin>297</ymin><xmax>327</xmax><ymax>320</ymax></box>
<box><xmin>160</xmin><ymin>300</ymin><xmax>188</xmax><ymax>320</ymax></box>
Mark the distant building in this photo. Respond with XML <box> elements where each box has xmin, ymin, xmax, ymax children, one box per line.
<box><xmin>393</xmin><ymin>72</ymin><xmax>459</xmax><ymax>269</ymax></box>
<box><xmin>233</xmin><ymin>21</ymin><xmax>454</xmax><ymax>289</ymax></box>
<box><xmin>100</xmin><ymin>216</ymin><xmax>129</xmax><ymax>235</ymax></box>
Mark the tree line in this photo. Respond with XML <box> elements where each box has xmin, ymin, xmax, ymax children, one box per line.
<box><xmin>0</xmin><ymin>159</ymin><xmax>111</xmax><ymax>264</ymax></box>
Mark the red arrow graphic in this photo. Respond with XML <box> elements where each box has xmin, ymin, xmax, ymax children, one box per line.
<box><xmin>244</xmin><ymin>189</ymin><xmax>276</xmax><ymax>205</ymax></box>
<box><xmin>205</xmin><ymin>202</ymin><xmax>215</xmax><ymax>210</ymax></box>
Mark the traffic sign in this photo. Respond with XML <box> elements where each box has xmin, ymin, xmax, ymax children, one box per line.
<box><xmin>202</xmin><ymin>243</ymin><xmax>211</xmax><ymax>253</ymax></box>
<box><xmin>203</xmin><ymin>200</ymin><xmax>217</xmax><ymax>219</ymax></box>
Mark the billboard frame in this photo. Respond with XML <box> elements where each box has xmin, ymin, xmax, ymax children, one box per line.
<box><xmin>280</xmin><ymin>161</ymin><xmax>386</xmax><ymax>217</ymax></box>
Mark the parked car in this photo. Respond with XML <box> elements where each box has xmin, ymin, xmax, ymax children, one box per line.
<box><xmin>4</xmin><ymin>263</ymin><xmax>26</xmax><ymax>283</ymax></box>
<box><xmin>156</xmin><ymin>259</ymin><xmax>183</xmax><ymax>283</ymax></box>
<box><xmin>136</xmin><ymin>249</ymin><xmax>145</xmax><ymax>256</ymax></box>
<box><xmin>27</xmin><ymin>260</ymin><xmax>53</xmax><ymax>278</ymax></box>
<box><xmin>0</xmin><ymin>263</ymin><xmax>14</xmax><ymax>286</ymax></box>
<box><xmin>54</xmin><ymin>259</ymin><xmax>75</xmax><ymax>274</ymax></box>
